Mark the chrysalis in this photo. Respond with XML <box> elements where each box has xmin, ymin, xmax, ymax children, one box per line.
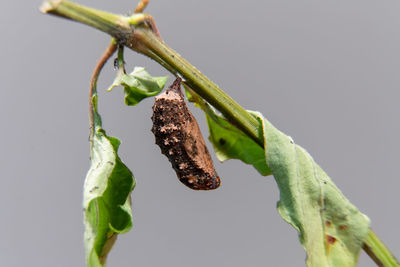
<box><xmin>151</xmin><ymin>77</ymin><xmax>221</xmax><ymax>190</ymax></box>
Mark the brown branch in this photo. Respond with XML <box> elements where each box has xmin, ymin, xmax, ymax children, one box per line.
<box><xmin>134</xmin><ymin>0</ymin><xmax>149</xmax><ymax>13</ymax></box>
<box><xmin>89</xmin><ymin>41</ymin><xmax>117</xmax><ymax>133</ymax></box>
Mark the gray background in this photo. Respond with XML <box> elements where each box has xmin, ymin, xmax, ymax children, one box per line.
<box><xmin>1</xmin><ymin>0</ymin><xmax>399</xmax><ymax>266</ymax></box>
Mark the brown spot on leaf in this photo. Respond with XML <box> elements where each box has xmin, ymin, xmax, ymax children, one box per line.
<box><xmin>326</xmin><ymin>235</ymin><xmax>336</xmax><ymax>244</ymax></box>
<box><xmin>325</xmin><ymin>221</ymin><xmax>332</xmax><ymax>227</ymax></box>
<box><xmin>339</xmin><ymin>225</ymin><xmax>348</xmax><ymax>231</ymax></box>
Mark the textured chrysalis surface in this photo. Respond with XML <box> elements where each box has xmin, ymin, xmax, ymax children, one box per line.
<box><xmin>151</xmin><ymin>77</ymin><xmax>221</xmax><ymax>190</ymax></box>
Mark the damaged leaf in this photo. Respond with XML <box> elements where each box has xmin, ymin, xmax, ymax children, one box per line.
<box><xmin>84</xmin><ymin>92</ymin><xmax>135</xmax><ymax>266</ymax></box>
<box><xmin>188</xmin><ymin>85</ymin><xmax>370</xmax><ymax>265</ymax></box>
<box><xmin>253</xmin><ymin>111</ymin><xmax>370</xmax><ymax>267</ymax></box>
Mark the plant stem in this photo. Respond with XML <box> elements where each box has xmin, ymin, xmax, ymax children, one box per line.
<box><xmin>40</xmin><ymin>0</ymin><xmax>132</xmax><ymax>41</ymax></box>
<box><xmin>134</xmin><ymin>0</ymin><xmax>149</xmax><ymax>13</ymax></box>
<box><xmin>40</xmin><ymin>1</ymin><xmax>399</xmax><ymax>265</ymax></box>
<box><xmin>88</xmin><ymin>40</ymin><xmax>117</xmax><ymax>139</ymax></box>
<box><xmin>363</xmin><ymin>229</ymin><xmax>400</xmax><ymax>267</ymax></box>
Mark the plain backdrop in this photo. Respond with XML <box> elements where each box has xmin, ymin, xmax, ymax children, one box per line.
<box><xmin>1</xmin><ymin>0</ymin><xmax>399</xmax><ymax>266</ymax></box>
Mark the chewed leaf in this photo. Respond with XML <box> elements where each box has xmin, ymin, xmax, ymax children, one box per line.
<box><xmin>108</xmin><ymin>66</ymin><xmax>168</xmax><ymax>106</ymax></box>
<box><xmin>84</xmin><ymin>98</ymin><xmax>135</xmax><ymax>266</ymax></box>
<box><xmin>251</xmin><ymin>111</ymin><xmax>370</xmax><ymax>267</ymax></box>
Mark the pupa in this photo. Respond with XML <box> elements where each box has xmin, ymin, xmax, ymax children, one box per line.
<box><xmin>151</xmin><ymin>77</ymin><xmax>221</xmax><ymax>190</ymax></box>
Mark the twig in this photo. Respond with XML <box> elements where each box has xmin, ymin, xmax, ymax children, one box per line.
<box><xmin>88</xmin><ymin>40</ymin><xmax>117</xmax><ymax>136</ymax></box>
<box><xmin>134</xmin><ymin>0</ymin><xmax>149</xmax><ymax>13</ymax></box>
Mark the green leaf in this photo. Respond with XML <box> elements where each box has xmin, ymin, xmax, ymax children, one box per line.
<box><xmin>251</xmin><ymin>111</ymin><xmax>370</xmax><ymax>267</ymax></box>
<box><xmin>84</xmin><ymin>96</ymin><xmax>135</xmax><ymax>266</ymax></box>
<box><xmin>205</xmin><ymin>106</ymin><xmax>271</xmax><ymax>176</ymax></box>
<box><xmin>108</xmin><ymin>66</ymin><xmax>168</xmax><ymax>106</ymax></box>
<box><xmin>186</xmin><ymin>83</ymin><xmax>370</xmax><ymax>266</ymax></box>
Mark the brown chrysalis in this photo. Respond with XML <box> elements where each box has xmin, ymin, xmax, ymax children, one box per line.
<box><xmin>151</xmin><ymin>77</ymin><xmax>221</xmax><ymax>190</ymax></box>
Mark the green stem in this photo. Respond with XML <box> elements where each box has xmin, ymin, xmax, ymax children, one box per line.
<box><xmin>40</xmin><ymin>1</ymin><xmax>399</xmax><ymax>265</ymax></box>
<box><xmin>363</xmin><ymin>229</ymin><xmax>400</xmax><ymax>267</ymax></box>
<box><xmin>40</xmin><ymin>0</ymin><xmax>132</xmax><ymax>41</ymax></box>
